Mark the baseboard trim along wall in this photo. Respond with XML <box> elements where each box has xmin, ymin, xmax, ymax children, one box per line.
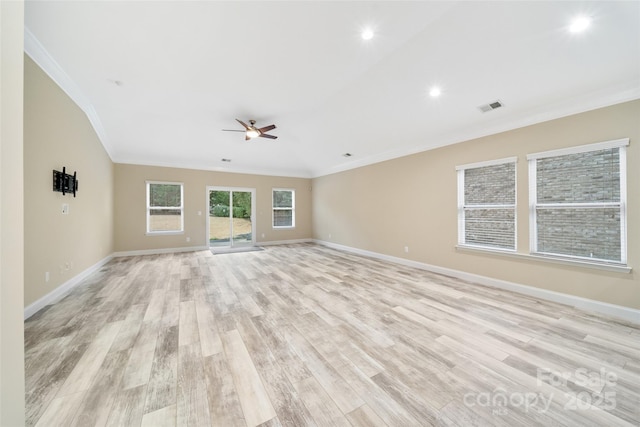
<box><xmin>259</xmin><ymin>238</ymin><xmax>314</xmax><ymax>246</ymax></box>
<box><xmin>24</xmin><ymin>242</ymin><xmax>309</xmax><ymax>318</ymax></box>
<box><xmin>314</xmin><ymin>239</ymin><xmax>640</xmax><ymax>325</ymax></box>
<box><xmin>112</xmin><ymin>240</ymin><xmax>313</xmax><ymax>256</ymax></box>
<box><xmin>24</xmin><ymin>255</ymin><xmax>113</xmax><ymax>320</ymax></box>
<box><xmin>27</xmin><ymin>239</ymin><xmax>638</xmax><ymax>324</ymax></box>
<box><xmin>112</xmin><ymin>245</ymin><xmax>209</xmax><ymax>257</ymax></box>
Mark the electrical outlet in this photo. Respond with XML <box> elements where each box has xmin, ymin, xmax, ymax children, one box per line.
<box><xmin>64</xmin><ymin>262</ymin><xmax>70</xmax><ymax>271</ymax></box>
<box><xmin>404</xmin><ymin>246</ymin><xmax>409</xmax><ymax>253</ymax></box>
<box><xmin>261</xmin><ymin>233</ymin><xmax>265</xmax><ymax>238</ymax></box>
<box><xmin>186</xmin><ymin>237</ymin><xmax>191</xmax><ymax>242</ymax></box>
<box><xmin>45</xmin><ymin>272</ymin><xmax>50</xmax><ymax>282</ymax></box>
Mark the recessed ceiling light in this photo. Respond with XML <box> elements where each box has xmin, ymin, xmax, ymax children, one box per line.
<box><xmin>361</xmin><ymin>28</ymin><xmax>374</xmax><ymax>41</ymax></box>
<box><xmin>429</xmin><ymin>87</ymin><xmax>442</xmax><ymax>98</ymax></box>
<box><xmin>569</xmin><ymin>15</ymin><xmax>591</xmax><ymax>33</ymax></box>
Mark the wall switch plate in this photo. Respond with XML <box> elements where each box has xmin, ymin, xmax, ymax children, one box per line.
<box><xmin>62</xmin><ymin>203</ymin><xmax>69</xmax><ymax>214</ymax></box>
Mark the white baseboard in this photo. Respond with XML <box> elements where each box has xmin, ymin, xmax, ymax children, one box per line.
<box><xmin>24</xmin><ymin>255</ymin><xmax>113</xmax><ymax>320</ymax></box>
<box><xmin>27</xmin><ymin>240</ymin><xmax>639</xmax><ymax>324</ymax></box>
<box><xmin>113</xmin><ymin>241</ymin><xmax>312</xmax><ymax>257</ymax></box>
<box><xmin>112</xmin><ymin>245</ymin><xmax>208</xmax><ymax>257</ymax></box>
<box><xmin>259</xmin><ymin>238</ymin><xmax>313</xmax><ymax>246</ymax></box>
<box><xmin>314</xmin><ymin>240</ymin><xmax>640</xmax><ymax>325</ymax></box>
<box><xmin>24</xmin><ymin>241</ymin><xmax>308</xmax><ymax>319</ymax></box>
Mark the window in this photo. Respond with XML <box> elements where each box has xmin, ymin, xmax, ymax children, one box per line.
<box><xmin>146</xmin><ymin>181</ymin><xmax>184</xmax><ymax>234</ymax></box>
<box><xmin>528</xmin><ymin>139</ymin><xmax>628</xmax><ymax>264</ymax></box>
<box><xmin>457</xmin><ymin>157</ymin><xmax>517</xmax><ymax>251</ymax></box>
<box><xmin>272</xmin><ymin>189</ymin><xmax>295</xmax><ymax>228</ymax></box>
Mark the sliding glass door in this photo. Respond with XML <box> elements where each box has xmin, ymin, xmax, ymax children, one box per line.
<box><xmin>207</xmin><ymin>187</ymin><xmax>255</xmax><ymax>248</ymax></box>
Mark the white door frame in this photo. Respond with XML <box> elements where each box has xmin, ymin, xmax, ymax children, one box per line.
<box><xmin>206</xmin><ymin>186</ymin><xmax>256</xmax><ymax>248</ymax></box>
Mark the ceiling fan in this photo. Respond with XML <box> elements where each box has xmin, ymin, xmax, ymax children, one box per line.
<box><xmin>222</xmin><ymin>119</ymin><xmax>278</xmax><ymax>141</ymax></box>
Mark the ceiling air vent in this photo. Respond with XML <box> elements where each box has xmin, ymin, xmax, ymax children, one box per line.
<box><xmin>478</xmin><ymin>100</ymin><xmax>504</xmax><ymax>113</ymax></box>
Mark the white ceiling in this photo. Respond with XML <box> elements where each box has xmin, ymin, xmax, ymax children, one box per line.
<box><xmin>25</xmin><ymin>1</ymin><xmax>640</xmax><ymax>178</ymax></box>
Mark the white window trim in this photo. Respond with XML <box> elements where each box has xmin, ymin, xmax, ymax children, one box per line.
<box><xmin>272</xmin><ymin>188</ymin><xmax>295</xmax><ymax>229</ymax></box>
<box><xmin>456</xmin><ymin>157</ymin><xmax>517</xmax><ymax>253</ymax></box>
<box><xmin>455</xmin><ymin>245</ymin><xmax>632</xmax><ymax>274</ymax></box>
<box><xmin>528</xmin><ymin>138</ymin><xmax>628</xmax><ymax>265</ymax></box>
<box><xmin>146</xmin><ymin>181</ymin><xmax>184</xmax><ymax>235</ymax></box>
<box><xmin>526</xmin><ymin>138</ymin><xmax>629</xmax><ymax>161</ymax></box>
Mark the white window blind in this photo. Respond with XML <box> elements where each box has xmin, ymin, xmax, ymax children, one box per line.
<box><xmin>457</xmin><ymin>158</ymin><xmax>517</xmax><ymax>251</ymax></box>
<box><xmin>528</xmin><ymin>139</ymin><xmax>628</xmax><ymax>264</ymax></box>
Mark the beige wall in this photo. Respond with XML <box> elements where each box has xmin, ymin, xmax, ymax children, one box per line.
<box><xmin>1</xmin><ymin>0</ymin><xmax>26</xmax><ymax>424</ymax></box>
<box><xmin>23</xmin><ymin>56</ymin><xmax>115</xmax><ymax>307</ymax></box>
<box><xmin>312</xmin><ymin>100</ymin><xmax>640</xmax><ymax>310</ymax></box>
<box><xmin>114</xmin><ymin>164</ymin><xmax>312</xmax><ymax>252</ymax></box>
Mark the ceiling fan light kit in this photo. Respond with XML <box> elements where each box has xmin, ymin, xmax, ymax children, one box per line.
<box><xmin>222</xmin><ymin>118</ymin><xmax>278</xmax><ymax>141</ymax></box>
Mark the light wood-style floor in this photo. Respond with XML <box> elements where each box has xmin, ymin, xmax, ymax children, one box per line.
<box><xmin>25</xmin><ymin>244</ymin><xmax>640</xmax><ymax>426</ymax></box>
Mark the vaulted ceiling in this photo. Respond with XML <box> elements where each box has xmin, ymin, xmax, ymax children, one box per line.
<box><xmin>25</xmin><ymin>1</ymin><xmax>640</xmax><ymax>178</ymax></box>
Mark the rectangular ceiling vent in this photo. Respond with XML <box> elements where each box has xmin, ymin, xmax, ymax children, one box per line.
<box><xmin>478</xmin><ymin>100</ymin><xmax>504</xmax><ymax>113</ymax></box>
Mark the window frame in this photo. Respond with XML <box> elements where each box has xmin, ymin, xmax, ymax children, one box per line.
<box><xmin>456</xmin><ymin>157</ymin><xmax>517</xmax><ymax>252</ymax></box>
<box><xmin>272</xmin><ymin>188</ymin><xmax>295</xmax><ymax>229</ymax></box>
<box><xmin>527</xmin><ymin>138</ymin><xmax>628</xmax><ymax>265</ymax></box>
<box><xmin>146</xmin><ymin>181</ymin><xmax>184</xmax><ymax>235</ymax></box>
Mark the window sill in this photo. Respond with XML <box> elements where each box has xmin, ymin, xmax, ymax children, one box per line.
<box><xmin>456</xmin><ymin>245</ymin><xmax>632</xmax><ymax>273</ymax></box>
<box><xmin>146</xmin><ymin>231</ymin><xmax>184</xmax><ymax>236</ymax></box>
<box><xmin>272</xmin><ymin>226</ymin><xmax>295</xmax><ymax>230</ymax></box>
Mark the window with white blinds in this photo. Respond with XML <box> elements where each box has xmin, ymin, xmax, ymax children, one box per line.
<box><xmin>457</xmin><ymin>158</ymin><xmax>517</xmax><ymax>251</ymax></box>
<box><xmin>528</xmin><ymin>139</ymin><xmax>628</xmax><ymax>264</ymax></box>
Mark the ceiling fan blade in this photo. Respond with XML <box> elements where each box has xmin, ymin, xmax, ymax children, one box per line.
<box><xmin>221</xmin><ymin>129</ymin><xmax>245</xmax><ymax>132</ymax></box>
<box><xmin>259</xmin><ymin>134</ymin><xmax>278</xmax><ymax>139</ymax></box>
<box><xmin>235</xmin><ymin>118</ymin><xmax>250</xmax><ymax>130</ymax></box>
<box><xmin>257</xmin><ymin>124</ymin><xmax>276</xmax><ymax>133</ymax></box>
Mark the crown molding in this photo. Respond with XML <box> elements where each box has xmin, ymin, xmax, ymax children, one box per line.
<box><xmin>24</xmin><ymin>27</ymin><xmax>115</xmax><ymax>159</ymax></box>
<box><xmin>311</xmin><ymin>84</ymin><xmax>640</xmax><ymax>178</ymax></box>
<box><xmin>114</xmin><ymin>158</ymin><xmax>313</xmax><ymax>179</ymax></box>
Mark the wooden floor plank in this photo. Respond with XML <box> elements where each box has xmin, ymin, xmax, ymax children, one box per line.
<box><xmin>24</xmin><ymin>245</ymin><xmax>640</xmax><ymax>427</ymax></box>
<box><xmin>70</xmin><ymin>348</ymin><xmax>131</xmax><ymax>427</ymax></box>
<box><xmin>141</xmin><ymin>404</ymin><xmax>176</xmax><ymax>427</ymax></box>
<box><xmin>33</xmin><ymin>391</ymin><xmax>86</xmax><ymax>427</ymax></box>
<box><xmin>222</xmin><ymin>329</ymin><xmax>277</xmax><ymax>426</ymax></box>
<box><xmin>56</xmin><ymin>321</ymin><xmax>123</xmax><ymax>396</ymax></box>
<box><xmin>203</xmin><ymin>353</ymin><xmax>247</xmax><ymax>427</ymax></box>
<box><xmin>144</xmin><ymin>325</ymin><xmax>179</xmax><ymax>414</ymax></box>
<box><xmin>105</xmin><ymin>385</ymin><xmax>147</xmax><ymax>427</ymax></box>
<box><xmin>176</xmin><ymin>343</ymin><xmax>212</xmax><ymax>426</ymax></box>
<box><xmin>345</xmin><ymin>404</ymin><xmax>389</xmax><ymax>427</ymax></box>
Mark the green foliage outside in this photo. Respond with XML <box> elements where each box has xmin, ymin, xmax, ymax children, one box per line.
<box><xmin>273</xmin><ymin>190</ymin><xmax>293</xmax><ymax>208</ymax></box>
<box><xmin>210</xmin><ymin>191</ymin><xmax>251</xmax><ymax>218</ymax></box>
<box><xmin>150</xmin><ymin>184</ymin><xmax>181</xmax><ymax>207</ymax></box>
<box><xmin>212</xmin><ymin>205</ymin><xmax>229</xmax><ymax>217</ymax></box>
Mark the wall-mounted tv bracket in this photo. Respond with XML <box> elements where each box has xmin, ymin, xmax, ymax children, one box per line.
<box><xmin>53</xmin><ymin>166</ymin><xmax>78</xmax><ymax>197</ymax></box>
